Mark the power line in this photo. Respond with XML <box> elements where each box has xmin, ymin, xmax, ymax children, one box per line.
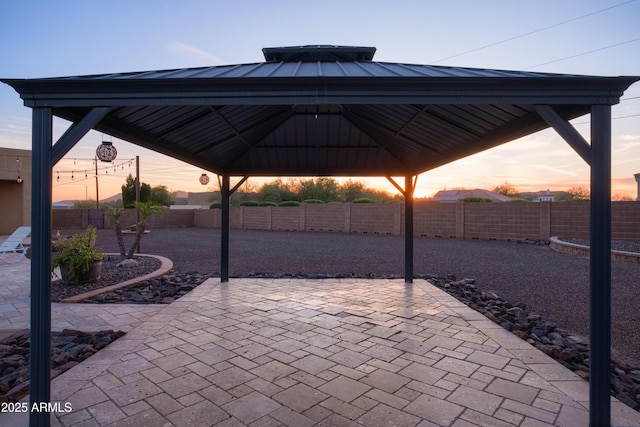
<box><xmin>524</xmin><ymin>37</ymin><xmax>640</xmax><ymax>70</ymax></box>
<box><xmin>572</xmin><ymin>112</ymin><xmax>640</xmax><ymax>126</ymax></box>
<box><xmin>432</xmin><ymin>0</ymin><xmax>636</xmax><ymax>64</ymax></box>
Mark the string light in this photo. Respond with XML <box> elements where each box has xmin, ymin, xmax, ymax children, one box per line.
<box><xmin>16</xmin><ymin>156</ymin><xmax>22</xmax><ymax>183</ymax></box>
<box><xmin>53</xmin><ymin>157</ymin><xmax>136</xmax><ymax>184</ymax></box>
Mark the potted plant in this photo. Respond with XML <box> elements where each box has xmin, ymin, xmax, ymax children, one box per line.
<box><xmin>51</xmin><ymin>226</ymin><xmax>106</xmax><ymax>284</ymax></box>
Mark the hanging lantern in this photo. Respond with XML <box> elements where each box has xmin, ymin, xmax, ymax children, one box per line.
<box><xmin>96</xmin><ymin>141</ymin><xmax>117</xmax><ymax>162</ymax></box>
<box><xmin>199</xmin><ymin>173</ymin><xmax>210</xmax><ymax>185</ymax></box>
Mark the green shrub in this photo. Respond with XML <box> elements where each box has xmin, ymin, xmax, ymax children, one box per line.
<box><xmin>302</xmin><ymin>199</ymin><xmax>326</xmax><ymax>204</ymax></box>
<box><xmin>210</xmin><ymin>202</ymin><xmax>221</xmax><ymax>209</ymax></box>
<box><xmin>278</xmin><ymin>201</ymin><xmax>300</xmax><ymax>207</ymax></box>
<box><xmin>352</xmin><ymin>198</ymin><xmax>376</xmax><ymax>203</ymax></box>
<box><xmin>459</xmin><ymin>197</ymin><xmax>492</xmax><ymax>203</ymax></box>
<box><xmin>258</xmin><ymin>201</ymin><xmax>278</xmax><ymax>207</ymax></box>
<box><xmin>239</xmin><ymin>201</ymin><xmax>260</xmax><ymax>207</ymax></box>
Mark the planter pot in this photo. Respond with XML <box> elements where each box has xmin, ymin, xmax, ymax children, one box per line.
<box><xmin>59</xmin><ymin>261</ymin><xmax>102</xmax><ymax>284</ymax></box>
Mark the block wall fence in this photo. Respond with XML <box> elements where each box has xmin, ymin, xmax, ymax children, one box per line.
<box><xmin>52</xmin><ymin>201</ymin><xmax>640</xmax><ymax>241</ymax></box>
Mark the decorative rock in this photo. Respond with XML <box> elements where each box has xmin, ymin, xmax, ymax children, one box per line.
<box><xmin>117</xmin><ymin>259</ymin><xmax>139</xmax><ymax>268</ymax></box>
<box><xmin>0</xmin><ymin>329</ymin><xmax>124</xmax><ymax>404</ymax></box>
<box><xmin>483</xmin><ymin>291</ymin><xmax>500</xmax><ymax>300</ymax></box>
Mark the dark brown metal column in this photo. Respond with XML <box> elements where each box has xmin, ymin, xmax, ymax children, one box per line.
<box><xmin>30</xmin><ymin>107</ymin><xmax>53</xmax><ymax>427</ymax></box>
<box><xmin>589</xmin><ymin>104</ymin><xmax>612</xmax><ymax>427</ymax></box>
<box><xmin>221</xmin><ymin>175</ymin><xmax>230</xmax><ymax>282</ymax></box>
<box><xmin>404</xmin><ymin>175</ymin><xmax>414</xmax><ymax>284</ymax></box>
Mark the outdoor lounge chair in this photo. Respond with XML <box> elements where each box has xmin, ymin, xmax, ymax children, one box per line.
<box><xmin>0</xmin><ymin>226</ymin><xmax>31</xmax><ymax>263</ymax></box>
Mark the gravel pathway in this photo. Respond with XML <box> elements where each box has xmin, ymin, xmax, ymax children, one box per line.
<box><xmin>86</xmin><ymin>227</ymin><xmax>640</xmax><ymax>366</ymax></box>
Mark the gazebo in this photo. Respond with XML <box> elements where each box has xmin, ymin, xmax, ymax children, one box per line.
<box><xmin>2</xmin><ymin>45</ymin><xmax>638</xmax><ymax>426</ymax></box>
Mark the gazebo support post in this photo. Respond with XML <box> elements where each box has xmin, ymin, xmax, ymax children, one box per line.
<box><xmin>386</xmin><ymin>176</ymin><xmax>416</xmax><ymax>283</ymax></box>
<box><xmin>404</xmin><ymin>175</ymin><xmax>415</xmax><ymax>284</ymax></box>
<box><xmin>590</xmin><ymin>104</ymin><xmax>612</xmax><ymax>427</ymax></box>
<box><xmin>30</xmin><ymin>107</ymin><xmax>53</xmax><ymax>427</ymax></box>
<box><xmin>218</xmin><ymin>176</ymin><xmax>248</xmax><ymax>282</ymax></box>
<box><xmin>221</xmin><ymin>175</ymin><xmax>230</xmax><ymax>282</ymax></box>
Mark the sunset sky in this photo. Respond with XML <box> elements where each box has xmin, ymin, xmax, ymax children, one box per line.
<box><xmin>1</xmin><ymin>0</ymin><xmax>639</xmax><ymax>201</ymax></box>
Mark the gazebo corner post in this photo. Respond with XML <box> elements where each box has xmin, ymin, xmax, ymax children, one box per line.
<box><xmin>404</xmin><ymin>175</ymin><xmax>415</xmax><ymax>284</ymax></box>
<box><xmin>30</xmin><ymin>107</ymin><xmax>53</xmax><ymax>426</ymax></box>
<box><xmin>221</xmin><ymin>175</ymin><xmax>230</xmax><ymax>282</ymax></box>
<box><xmin>589</xmin><ymin>104</ymin><xmax>612</xmax><ymax>427</ymax></box>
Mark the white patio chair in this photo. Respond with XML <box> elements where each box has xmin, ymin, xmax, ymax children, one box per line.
<box><xmin>0</xmin><ymin>226</ymin><xmax>31</xmax><ymax>263</ymax></box>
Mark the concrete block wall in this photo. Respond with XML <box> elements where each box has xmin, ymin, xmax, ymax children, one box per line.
<box><xmin>271</xmin><ymin>207</ymin><xmax>302</xmax><ymax>231</ymax></box>
<box><xmin>550</xmin><ymin>202</ymin><xmax>590</xmax><ymax>240</ymax></box>
<box><xmin>612</xmin><ymin>201</ymin><xmax>640</xmax><ymax>241</ymax></box>
<box><xmin>53</xmin><ymin>209</ymin><xmax>87</xmax><ymax>231</ymax></box>
<box><xmin>350</xmin><ymin>203</ymin><xmax>399</xmax><ymax>235</ymax></box>
<box><xmin>147</xmin><ymin>209</ymin><xmax>194</xmax><ymax>228</ymax></box>
<box><xmin>303</xmin><ymin>204</ymin><xmax>347</xmax><ymax>232</ymax></box>
<box><xmin>414</xmin><ymin>202</ymin><xmax>457</xmax><ymax>238</ymax></box>
<box><xmin>194</xmin><ymin>209</ymin><xmax>220</xmax><ymax>228</ymax></box>
<box><xmin>53</xmin><ymin>201</ymin><xmax>640</xmax><ymax>241</ymax></box>
<box><xmin>464</xmin><ymin>203</ymin><xmax>541</xmax><ymax>240</ymax></box>
<box><xmin>241</xmin><ymin>206</ymin><xmax>270</xmax><ymax>230</ymax></box>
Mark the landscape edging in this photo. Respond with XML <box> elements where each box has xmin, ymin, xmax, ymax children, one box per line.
<box><xmin>549</xmin><ymin>236</ymin><xmax>640</xmax><ymax>264</ymax></box>
<box><xmin>59</xmin><ymin>254</ymin><xmax>173</xmax><ymax>303</ymax></box>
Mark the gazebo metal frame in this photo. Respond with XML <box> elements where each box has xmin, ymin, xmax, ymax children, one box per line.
<box><xmin>3</xmin><ymin>45</ymin><xmax>638</xmax><ymax>426</ymax></box>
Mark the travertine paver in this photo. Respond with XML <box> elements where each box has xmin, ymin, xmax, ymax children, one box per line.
<box><xmin>2</xmin><ymin>264</ymin><xmax>640</xmax><ymax>426</ymax></box>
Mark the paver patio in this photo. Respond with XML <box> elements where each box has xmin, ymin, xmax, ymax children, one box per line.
<box><xmin>1</xmin><ymin>259</ymin><xmax>639</xmax><ymax>426</ymax></box>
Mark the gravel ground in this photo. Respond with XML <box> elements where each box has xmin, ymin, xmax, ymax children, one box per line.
<box><xmin>82</xmin><ymin>227</ymin><xmax>640</xmax><ymax>366</ymax></box>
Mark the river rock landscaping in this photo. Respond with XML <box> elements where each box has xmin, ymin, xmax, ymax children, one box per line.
<box><xmin>0</xmin><ymin>329</ymin><xmax>124</xmax><ymax>404</ymax></box>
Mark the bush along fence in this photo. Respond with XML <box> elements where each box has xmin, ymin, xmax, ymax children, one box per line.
<box><xmin>52</xmin><ymin>201</ymin><xmax>640</xmax><ymax>242</ymax></box>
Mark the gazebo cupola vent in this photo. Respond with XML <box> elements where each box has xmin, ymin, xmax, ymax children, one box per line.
<box><xmin>262</xmin><ymin>45</ymin><xmax>376</xmax><ymax>62</ymax></box>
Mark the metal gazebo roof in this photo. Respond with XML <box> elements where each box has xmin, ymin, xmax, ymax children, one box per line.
<box><xmin>4</xmin><ymin>45</ymin><xmax>636</xmax><ymax>177</ymax></box>
<box><xmin>2</xmin><ymin>45</ymin><xmax>639</xmax><ymax>427</ymax></box>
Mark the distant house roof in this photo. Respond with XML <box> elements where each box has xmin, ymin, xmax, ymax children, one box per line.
<box><xmin>524</xmin><ymin>190</ymin><xmax>562</xmax><ymax>197</ymax></box>
<box><xmin>51</xmin><ymin>201</ymin><xmax>71</xmax><ymax>209</ymax></box>
<box><xmin>432</xmin><ymin>189</ymin><xmax>514</xmax><ymax>202</ymax></box>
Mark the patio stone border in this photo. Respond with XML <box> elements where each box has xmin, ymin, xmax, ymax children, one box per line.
<box><xmin>549</xmin><ymin>236</ymin><xmax>640</xmax><ymax>263</ymax></box>
<box><xmin>59</xmin><ymin>254</ymin><xmax>173</xmax><ymax>303</ymax></box>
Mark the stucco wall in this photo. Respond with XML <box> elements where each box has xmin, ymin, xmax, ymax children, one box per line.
<box><xmin>0</xmin><ymin>148</ymin><xmax>31</xmax><ymax>234</ymax></box>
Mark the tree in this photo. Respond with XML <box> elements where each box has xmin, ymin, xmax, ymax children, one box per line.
<box><xmin>567</xmin><ymin>186</ymin><xmax>590</xmax><ymax>201</ymax></box>
<box><xmin>556</xmin><ymin>186</ymin><xmax>590</xmax><ymax>201</ymax></box>
<box><xmin>255</xmin><ymin>177</ymin><xmax>399</xmax><ymax>203</ymax></box>
<box><xmin>256</xmin><ymin>178</ymin><xmax>298</xmax><ymax>203</ymax></box>
<box><xmin>121</xmin><ymin>174</ymin><xmax>151</xmax><ymax>208</ymax></box>
<box><xmin>341</xmin><ymin>180</ymin><xmax>366</xmax><ymax>202</ymax></box>
<box><xmin>612</xmin><ymin>193</ymin><xmax>634</xmax><ymax>201</ymax></box>
<box><xmin>494</xmin><ymin>182</ymin><xmax>519</xmax><ymax>197</ymax></box>
<box><xmin>73</xmin><ymin>200</ymin><xmax>97</xmax><ymax>209</ymax></box>
<box><xmin>150</xmin><ymin>185</ymin><xmax>171</xmax><ymax>206</ymax></box>
<box><xmin>297</xmin><ymin>177</ymin><xmax>341</xmax><ymax>202</ymax></box>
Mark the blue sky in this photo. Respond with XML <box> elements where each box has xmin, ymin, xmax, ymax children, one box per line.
<box><xmin>1</xmin><ymin>0</ymin><xmax>639</xmax><ymax>201</ymax></box>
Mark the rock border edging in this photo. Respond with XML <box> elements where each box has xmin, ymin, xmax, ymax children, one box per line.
<box><xmin>59</xmin><ymin>254</ymin><xmax>173</xmax><ymax>303</ymax></box>
<box><xmin>549</xmin><ymin>236</ymin><xmax>640</xmax><ymax>263</ymax></box>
